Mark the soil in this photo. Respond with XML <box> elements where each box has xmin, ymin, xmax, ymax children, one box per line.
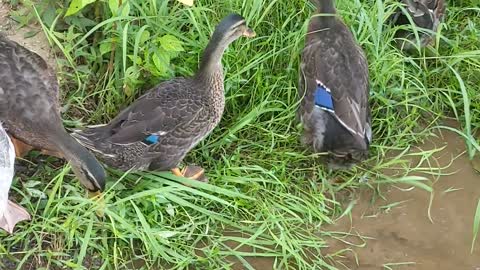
<box><xmin>323</xmin><ymin>127</ymin><xmax>480</xmax><ymax>270</ymax></box>
<box><xmin>0</xmin><ymin>1</ymin><xmax>54</xmax><ymax>66</ymax></box>
<box><xmin>222</xmin><ymin>125</ymin><xmax>480</xmax><ymax>270</ymax></box>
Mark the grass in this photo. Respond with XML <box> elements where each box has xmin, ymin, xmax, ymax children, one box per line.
<box><xmin>1</xmin><ymin>0</ymin><xmax>480</xmax><ymax>269</ymax></box>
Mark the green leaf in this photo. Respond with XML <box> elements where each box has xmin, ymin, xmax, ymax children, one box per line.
<box><xmin>158</xmin><ymin>231</ymin><xmax>178</xmax><ymax>239</ymax></box>
<box><xmin>108</xmin><ymin>0</ymin><xmax>119</xmax><ymax>15</ymax></box>
<box><xmin>120</xmin><ymin>1</ymin><xmax>130</xmax><ymax>16</ymax></box>
<box><xmin>157</xmin><ymin>34</ymin><xmax>184</xmax><ymax>52</ymax></box>
<box><xmin>166</xmin><ymin>203</ymin><xmax>175</xmax><ymax>217</ymax></box>
<box><xmin>140</xmin><ymin>30</ymin><xmax>151</xmax><ymax>45</ymax></box>
<box><xmin>109</xmin><ymin>0</ymin><xmax>130</xmax><ymax>16</ymax></box>
<box><xmin>127</xmin><ymin>55</ymin><xmax>142</xmax><ymax>65</ymax></box>
<box><xmin>472</xmin><ymin>198</ymin><xmax>480</xmax><ymax>253</ymax></box>
<box><xmin>152</xmin><ymin>51</ymin><xmax>170</xmax><ymax>75</ymax></box>
<box><xmin>99</xmin><ymin>38</ymin><xmax>117</xmax><ymax>55</ymax></box>
<box><xmin>42</xmin><ymin>6</ymin><xmax>56</xmax><ymax>27</ymax></box>
<box><xmin>99</xmin><ymin>42</ymin><xmax>112</xmax><ymax>55</ymax></box>
<box><xmin>65</xmin><ymin>0</ymin><xmax>96</xmax><ymax>17</ymax></box>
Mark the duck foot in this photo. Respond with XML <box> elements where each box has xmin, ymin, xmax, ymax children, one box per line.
<box><xmin>171</xmin><ymin>166</ymin><xmax>208</xmax><ymax>183</ymax></box>
<box><xmin>0</xmin><ymin>201</ymin><xmax>31</xmax><ymax>234</ymax></box>
<box><xmin>40</xmin><ymin>149</ymin><xmax>64</xmax><ymax>159</ymax></box>
<box><xmin>9</xmin><ymin>136</ymin><xmax>33</xmax><ymax>157</ymax></box>
<box><xmin>88</xmin><ymin>191</ymin><xmax>105</xmax><ymax>217</ymax></box>
<box><xmin>9</xmin><ymin>135</ymin><xmax>63</xmax><ymax>159</ymax></box>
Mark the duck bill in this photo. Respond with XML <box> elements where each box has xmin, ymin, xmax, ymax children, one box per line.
<box><xmin>242</xmin><ymin>28</ymin><xmax>256</xmax><ymax>38</ymax></box>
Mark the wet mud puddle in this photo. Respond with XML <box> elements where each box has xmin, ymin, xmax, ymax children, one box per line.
<box><xmin>325</xmin><ymin>128</ymin><xmax>480</xmax><ymax>269</ymax></box>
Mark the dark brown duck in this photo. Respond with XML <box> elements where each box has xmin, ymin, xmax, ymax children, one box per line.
<box><xmin>0</xmin><ymin>34</ymin><xmax>106</xmax><ymax>192</ymax></box>
<box><xmin>72</xmin><ymin>13</ymin><xmax>255</xmax><ymax>180</ymax></box>
<box><xmin>390</xmin><ymin>0</ymin><xmax>446</xmax><ymax>50</ymax></box>
<box><xmin>298</xmin><ymin>0</ymin><xmax>372</xmax><ymax>169</ymax></box>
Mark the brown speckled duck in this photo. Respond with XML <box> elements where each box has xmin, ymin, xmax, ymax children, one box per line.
<box><xmin>390</xmin><ymin>0</ymin><xmax>446</xmax><ymax>50</ymax></box>
<box><xmin>72</xmin><ymin>14</ymin><xmax>255</xmax><ymax>180</ymax></box>
<box><xmin>298</xmin><ymin>0</ymin><xmax>372</xmax><ymax>169</ymax></box>
<box><xmin>0</xmin><ymin>33</ymin><xmax>106</xmax><ymax>193</ymax></box>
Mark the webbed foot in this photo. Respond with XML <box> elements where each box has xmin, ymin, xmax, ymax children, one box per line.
<box><xmin>171</xmin><ymin>166</ymin><xmax>208</xmax><ymax>183</ymax></box>
<box><xmin>40</xmin><ymin>149</ymin><xmax>64</xmax><ymax>159</ymax></box>
<box><xmin>88</xmin><ymin>191</ymin><xmax>105</xmax><ymax>217</ymax></box>
<box><xmin>0</xmin><ymin>201</ymin><xmax>31</xmax><ymax>234</ymax></box>
<box><xmin>9</xmin><ymin>136</ymin><xmax>33</xmax><ymax>157</ymax></box>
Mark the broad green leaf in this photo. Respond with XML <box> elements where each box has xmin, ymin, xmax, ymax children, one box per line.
<box><xmin>65</xmin><ymin>0</ymin><xmax>96</xmax><ymax>17</ymax></box>
<box><xmin>152</xmin><ymin>51</ymin><xmax>170</xmax><ymax>75</ymax></box>
<box><xmin>158</xmin><ymin>34</ymin><xmax>184</xmax><ymax>52</ymax></box>
<box><xmin>166</xmin><ymin>203</ymin><xmax>175</xmax><ymax>217</ymax></box>
<box><xmin>140</xmin><ymin>30</ymin><xmax>151</xmax><ymax>45</ymax></box>
<box><xmin>127</xmin><ymin>55</ymin><xmax>143</xmax><ymax>65</ymax></box>
<box><xmin>109</xmin><ymin>0</ymin><xmax>130</xmax><ymax>16</ymax></box>
<box><xmin>108</xmin><ymin>0</ymin><xmax>118</xmax><ymax>15</ymax></box>
<box><xmin>99</xmin><ymin>38</ymin><xmax>118</xmax><ymax>55</ymax></box>
<box><xmin>124</xmin><ymin>66</ymin><xmax>141</xmax><ymax>97</ymax></box>
<box><xmin>99</xmin><ymin>42</ymin><xmax>112</xmax><ymax>55</ymax></box>
<box><xmin>120</xmin><ymin>1</ymin><xmax>131</xmax><ymax>16</ymax></box>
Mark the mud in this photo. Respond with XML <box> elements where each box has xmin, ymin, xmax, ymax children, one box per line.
<box><xmin>0</xmin><ymin>1</ymin><xmax>54</xmax><ymax>66</ymax></box>
<box><xmin>224</xmin><ymin>126</ymin><xmax>480</xmax><ymax>270</ymax></box>
<box><xmin>324</xmin><ymin>127</ymin><xmax>480</xmax><ymax>269</ymax></box>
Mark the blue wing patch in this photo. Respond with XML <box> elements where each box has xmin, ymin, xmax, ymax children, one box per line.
<box><xmin>314</xmin><ymin>81</ymin><xmax>334</xmax><ymax>113</ymax></box>
<box><xmin>142</xmin><ymin>134</ymin><xmax>160</xmax><ymax>145</ymax></box>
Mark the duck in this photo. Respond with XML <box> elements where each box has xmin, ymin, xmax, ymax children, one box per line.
<box><xmin>389</xmin><ymin>0</ymin><xmax>446</xmax><ymax>50</ymax></box>
<box><xmin>0</xmin><ymin>33</ymin><xmax>106</xmax><ymax>194</ymax></box>
<box><xmin>71</xmin><ymin>13</ymin><xmax>255</xmax><ymax>180</ymax></box>
<box><xmin>297</xmin><ymin>0</ymin><xmax>372</xmax><ymax>170</ymax></box>
<box><xmin>0</xmin><ymin>122</ymin><xmax>30</xmax><ymax>234</ymax></box>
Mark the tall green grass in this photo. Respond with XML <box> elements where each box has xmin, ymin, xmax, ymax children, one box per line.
<box><xmin>1</xmin><ymin>0</ymin><xmax>479</xmax><ymax>269</ymax></box>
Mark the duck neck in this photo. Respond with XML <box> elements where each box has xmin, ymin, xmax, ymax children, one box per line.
<box><xmin>314</xmin><ymin>0</ymin><xmax>336</xmax><ymax>14</ymax></box>
<box><xmin>195</xmin><ymin>30</ymin><xmax>232</xmax><ymax>80</ymax></box>
<box><xmin>312</xmin><ymin>0</ymin><xmax>337</xmax><ymax>27</ymax></box>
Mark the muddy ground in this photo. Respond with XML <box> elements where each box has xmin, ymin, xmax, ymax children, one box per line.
<box><xmin>325</xmin><ymin>127</ymin><xmax>480</xmax><ymax>269</ymax></box>
<box><xmin>1</xmin><ymin>1</ymin><xmax>54</xmax><ymax>66</ymax></box>
<box><xmin>226</xmin><ymin>127</ymin><xmax>480</xmax><ymax>270</ymax></box>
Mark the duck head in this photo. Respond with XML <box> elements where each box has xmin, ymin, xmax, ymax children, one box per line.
<box><xmin>69</xmin><ymin>153</ymin><xmax>106</xmax><ymax>192</ymax></box>
<box><xmin>198</xmin><ymin>13</ymin><xmax>255</xmax><ymax>72</ymax></box>
<box><xmin>59</xmin><ymin>135</ymin><xmax>107</xmax><ymax>192</ymax></box>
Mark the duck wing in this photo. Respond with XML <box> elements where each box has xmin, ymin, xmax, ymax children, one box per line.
<box><xmin>97</xmin><ymin>78</ymin><xmax>205</xmax><ymax>147</ymax></box>
<box><xmin>300</xmin><ymin>30</ymin><xmax>370</xmax><ymax>142</ymax></box>
<box><xmin>0</xmin><ymin>33</ymin><xmax>59</xmax><ymax>116</ymax></box>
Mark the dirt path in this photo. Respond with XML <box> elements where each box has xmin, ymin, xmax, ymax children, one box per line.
<box><xmin>0</xmin><ymin>1</ymin><xmax>54</xmax><ymax>65</ymax></box>
<box><xmin>325</xmin><ymin>127</ymin><xmax>480</xmax><ymax>269</ymax></box>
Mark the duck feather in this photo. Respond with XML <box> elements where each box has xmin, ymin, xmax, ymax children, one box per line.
<box><xmin>298</xmin><ymin>0</ymin><xmax>371</xmax><ymax>169</ymax></box>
